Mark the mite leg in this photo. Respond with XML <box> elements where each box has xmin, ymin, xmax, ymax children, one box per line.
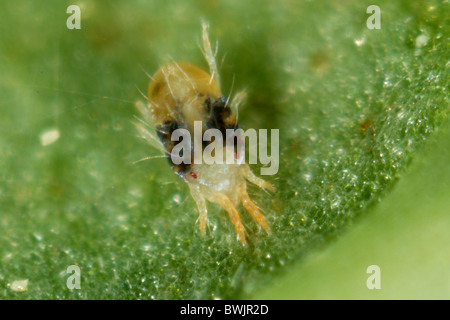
<box><xmin>217</xmin><ymin>195</ymin><xmax>246</xmax><ymax>244</ymax></box>
<box><xmin>190</xmin><ymin>186</ymin><xmax>208</xmax><ymax>235</ymax></box>
<box><xmin>242</xmin><ymin>165</ymin><xmax>275</xmax><ymax>192</ymax></box>
<box><xmin>240</xmin><ymin>186</ymin><xmax>271</xmax><ymax>234</ymax></box>
<box><xmin>201</xmin><ymin>21</ymin><xmax>221</xmax><ymax>88</ymax></box>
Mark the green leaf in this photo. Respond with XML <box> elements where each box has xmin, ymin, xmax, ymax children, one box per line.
<box><xmin>256</xmin><ymin>120</ymin><xmax>450</xmax><ymax>299</ymax></box>
<box><xmin>0</xmin><ymin>0</ymin><xmax>448</xmax><ymax>299</ymax></box>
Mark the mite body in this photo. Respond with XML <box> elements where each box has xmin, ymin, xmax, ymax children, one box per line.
<box><xmin>136</xmin><ymin>24</ymin><xmax>274</xmax><ymax>243</ymax></box>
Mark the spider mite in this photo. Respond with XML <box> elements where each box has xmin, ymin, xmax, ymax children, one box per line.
<box><xmin>135</xmin><ymin>22</ymin><xmax>275</xmax><ymax>244</ymax></box>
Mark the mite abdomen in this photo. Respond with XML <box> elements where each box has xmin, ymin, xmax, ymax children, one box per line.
<box><xmin>148</xmin><ymin>62</ymin><xmax>222</xmax><ymax>126</ymax></box>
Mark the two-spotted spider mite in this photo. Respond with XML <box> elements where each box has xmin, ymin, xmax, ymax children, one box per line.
<box><xmin>135</xmin><ymin>23</ymin><xmax>274</xmax><ymax>244</ymax></box>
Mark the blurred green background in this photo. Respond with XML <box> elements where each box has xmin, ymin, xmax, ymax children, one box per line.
<box><xmin>0</xmin><ymin>0</ymin><xmax>448</xmax><ymax>299</ymax></box>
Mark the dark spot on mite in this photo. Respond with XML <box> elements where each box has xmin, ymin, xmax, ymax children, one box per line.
<box><xmin>204</xmin><ymin>96</ymin><xmax>212</xmax><ymax>111</ymax></box>
<box><xmin>151</xmin><ymin>81</ymin><xmax>163</xmax><ymax>96</ymax></box>
<box><xmin>156</xmin><ymin>120</ymin><xmax>178</xmax><ymax>146</ymax></box>
<box><xmin>156</xmin><ymin>120</ymin><xmax>191</xmax><ymax>174</ymax></box>
<box><xmin>205</xmin><ymin>95</ymin><xmax>235</xmax><ymax>133</ymax></box>
<box><xmin>225</xmin><ymin>123</ymin><xmax>241</xmax><ymax>156</ymax></box>
<box><xmin>173</xmin><ymin>163</ymin><xmax>191</xmax><ymax>176</ymax></box>
<box><xmin>203</xmin><ymin>95</ymin><xmax>239</xmax><ymax>151</ymax></box>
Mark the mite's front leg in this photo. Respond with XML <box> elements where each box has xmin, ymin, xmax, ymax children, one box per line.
<box><xmin>239</xmin><ymin>186</ymin><xmax>271</xmax><ymax>234</ymax></box>
<box><xmin>242</xmin><ymin>165</ymin><xmax>275</xmax><ymax>192</ymax></box>
<box><xmin>216</xmin><ymin>194</ymin><xmax>246</xmax><ymax>244</ymax></box>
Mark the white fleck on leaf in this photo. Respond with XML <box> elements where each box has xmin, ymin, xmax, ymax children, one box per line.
<box><xmin>10</xmin><ymin>279</ymin><xmax>29</xmax><ymax>292</ymax></box>
<box><xmin>40</xmin><ymin>129</ymin><xmax>60</xmax><ymax>146</ymax></box>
